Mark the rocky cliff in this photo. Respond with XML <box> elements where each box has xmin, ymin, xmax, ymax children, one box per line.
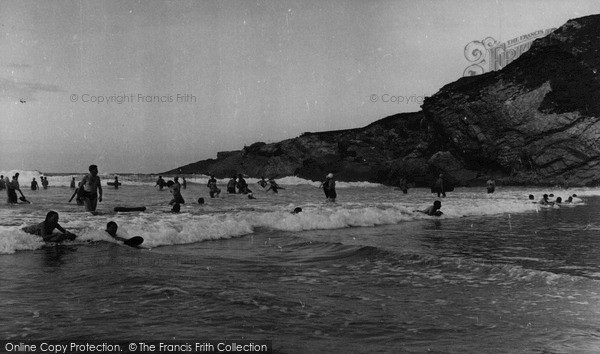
<box><xmin>165</xmin><ymin>15</ymin><xmax>600</xmax><ymax>187</ymax></box>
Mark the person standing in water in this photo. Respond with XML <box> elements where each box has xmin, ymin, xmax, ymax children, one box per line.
<box><xmin>486</xmin><ymin>178</ymin><xmax>496</xmax><ymax>193</ymax></box>
<box><xmin>227</xmin><ymin>175</ymin><xmax>237</xmax><ymax>194</ymax></box>
<box><xmin>31</xmin><ymin>178</ymin><xmax>39</xmax><ymax>190</ymax></box>
<box><xmin>321</xmin><ymin>173</ymin><xmax>337</xmax><ymax>202</ymax></box>
<box><xmin>236</xmin><ymin>174</ymin><xmax>251</xmax><ymax>194</ymax></box>
<box><xmin>155</xmin><ymin>176</ymin><xmax>166</xmax><ymax>190</ymax></box>
<box><xmin>79</xmin><ymin>165</ymin><xmax>103</xmax><ymax>213</ymax></box>
<box><xmin>168</xmin><ymin>176</ymin><xmax>185</xmax><ymax>205</ymax></box>
<box><xmin>207</xmin><ymin>175</ymin><xmax>221</xmax><ymax>198</ymax></box>
<box><xmin>433</xmin><ymin>174</ymin><xmax>446</xmax><ymax>198</ymax></box>
<box><xmin>8</xmin><ymin>173</ymin><xmax>28</xmax><ymax>203</ymax></box>
<box><xmin>70</xmin><ymin>177</ymin><xmax>76</xmax><ymax>189</ymax></box>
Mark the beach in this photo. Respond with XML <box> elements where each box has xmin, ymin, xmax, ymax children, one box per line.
<box><xmin>1</xmin><ymin>173</ymin><xmax>600</xmax><ymax>353</ymax></box>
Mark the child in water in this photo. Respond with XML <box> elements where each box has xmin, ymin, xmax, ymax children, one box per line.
<box><xmin>22</xmin><ymin>211</ymin><xmax>77</xmax><ymax>242</ymax></box>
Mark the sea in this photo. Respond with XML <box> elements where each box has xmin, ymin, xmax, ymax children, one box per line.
<box><xmin>1</xmin><ymin>170</ymin><xmax>600</xmax><ymax>353</ymax></box>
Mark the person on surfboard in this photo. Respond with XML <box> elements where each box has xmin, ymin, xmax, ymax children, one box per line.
<box><xmin>105</xmin><ymin>221</ymin><xmax>144</xmax><ymax>246</ymax></box>
<box><xmin>420</xmin><ymin>200</ymin><xmax>443</xmax><ymax>216</ymax></box>
<box><xmin>22</xmin><ymin>211</ymin><xmax>77</xmax><ymax>242</ymax></box>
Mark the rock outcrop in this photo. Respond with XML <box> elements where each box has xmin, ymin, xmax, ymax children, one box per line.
<box><xmin>165</xmin><ymin>15</ymin><xmax>600</xmax><ymax>187</ymax></box>
<box><xmin>422</xmin><ymin>14</ymin><xmax>600</xmax><ymax>186</ymax></box>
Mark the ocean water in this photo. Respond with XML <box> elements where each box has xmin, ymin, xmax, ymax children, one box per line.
<box><xmin>1</xmin><ymin>171</ymin><xmax>600</xmax><ymax>353</ymax></box>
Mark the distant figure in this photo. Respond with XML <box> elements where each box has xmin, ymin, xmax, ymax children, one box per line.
<box><xmin>41</xmin><ymin>176</ymin><xmax>49</xmax><ymax>190</ymax></box>
<box><xmin>168</xmin><ymin>177</ymin><xmax>185</xmax><ymax>205</ymax></box>
<box><xmin>397</xmin><ymin>178</ymin><xmax>408</xmax><ymax>194</ymax></box>
<box><xmin>265</xmin><ymin>178</ymin><xmax>283</xmax><ymax>194</ymax></box>
<box><xmin>237</xmin><ymin>174</ymin><xmax>252</xmax><ymax>194</ymax></box>
<box><xmin>528</xmin><ymin>194</ymin><xmax>535</xmax><ymax>200</ymax></box>
<box><xmin>486</xmin><ymin>178</ymin><xmax>495</xmax><ymax>193</ymax></box>
<box><xmin>0</xmin><ymin>175</ymin><xmax>5</xmax><ymax>190</ymax></box>
<box><xmin>555</xmin><ymin>197</ymin><xmax>563</xmax><ymax>204</ymax></box>
<box><xmin>70</xmin><ymin>177</ymin><xmax>76</xmax><ymax>189</ymax></box>
<box><xmin>182</xmin><ymin>177</ymin><xmax>187</xmax><ymax>190</ymax></box>
<box><xmin>420</xmin><ymin>200</ymin><xmax>443</xmax><ymax>216</ymax></box>
<box><xmin>321</xmin><ymin>173</ymin><xmax>337</xmax><ymax>202</ymax></box>
<box><xmin>227</xmin><ymin>176</ymin><xmax>237</xmax><ymax>194</ymax></box>
<box><xmin>207</xmin><ymin>175</ymin><xmax>221</xmax><ymax>198</ymax></box>
<box><xmin>565</xmin><ymin>196</ymin><xmax>573</xmax><ymax>203</ymax></box>
<box><xmin>291</xmin><ymin>207</ymin><xmax>303</xmax><ymax>214</ymax></box>
<box><xmin>432</xmin><ymin>174</ymin><xmax>446</xmax><ymax>198</ymax></box>
<box><xmin>79</xmin><ymin>164</ymin><xmax>103</xmax><ymax>213</ymax></box>
<box><xmin>155</xmin><ymin>176</ymin><xmax>167</xmax><ymax>191</ymax></box>
<box><xmin>22</xmin><ymin>211</ymin><xmax>76</xmax><ymax>242</ymax></box>
<box><xmin>113</xmin><ymin>176</ymin><xmax>120</xmax><ymax>189</ymax></box>
<box><xmin>571</xmin><ymin>194</ymin><xmax>583</xmax><ymax>203</ymax></box>
<box><xmin>257</xmin><ymin>177</ymin><xmax>268</xmax><ymax>188</ymax></box>
<box><xmin>31</xmin><ymin>178</ymin><xmax>39</xmax><ymax>191</ymax></box>
<box><xmin>538</xmin><ymin>194</ymin><xmax>553</xmax><ymax>206</ymax></box>
<box><xmin>197</xmin><ymin>197</ymin><xmax>205</xmax><ymax>204</ymax></box>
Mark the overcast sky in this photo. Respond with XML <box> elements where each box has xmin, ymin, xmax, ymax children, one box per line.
<box><xmin>1</xmin><ymin>0</ymin><xmax>599</xmax><ymax>173</ymax></box>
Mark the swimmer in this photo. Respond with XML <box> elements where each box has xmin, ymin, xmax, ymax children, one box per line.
<box><xmin>22</xmin><ymin>211</ymin><xmax>77</xmax><ymax>242</ymax></box>
<box><xmin>257</xmin><ymin>177</ymin><xmax>268</xmax><ymax>188</ymax></box>
<box><xmin>538</xmin><ymin>194</ymin><xmax>553</xmax><ymax>206</ymax></box>
<box><xmin>291</xmin><ymin>207</ymin><xmax>302</xmax><ymax>214</ymax></box>
<box><xmin>571</xmin><ymin>194</ymin><xmax>583</xmax><ymax>203</ymax></box>
<box><xmin>265</xmin><ymin>178</ymin><xmax>284</xmax><ymax>193</ymax></box>
<box><xmin>420</xmin><ymin>200</ymin><xmax>443</xmax><ymax>216</ymax></box>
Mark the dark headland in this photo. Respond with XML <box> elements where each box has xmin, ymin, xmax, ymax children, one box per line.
<box><xmin>163</xmin><ymin>15</ymin><xmax>600</xmax><ymax>188</ymax></box>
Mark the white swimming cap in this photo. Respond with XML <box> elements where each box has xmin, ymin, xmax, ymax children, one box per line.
<box><xmin>327</xmin><ymin>173</ymin><xmax>333</xmax><ymax>178</ymax></box>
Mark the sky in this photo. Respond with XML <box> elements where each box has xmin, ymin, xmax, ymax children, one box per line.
<box><xmin>1</xmin><ymin>0</ymin><xmax>600</xmax><ymax>174</ymax></box>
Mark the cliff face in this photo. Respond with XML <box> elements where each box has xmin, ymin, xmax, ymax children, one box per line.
<box><xmin>166</xmin><ymin>112</ymin><xmax>438</xmax><ymax>185</ymax></box>
<box><xmin>422</xmin><ymin>15</ymin><xmax>600</xmax><ymax>186</ymax></box>
<box><xmin>166</xmin><ymin>15</ymin><xmax>600</xmax><ymax>187</ymax></box>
